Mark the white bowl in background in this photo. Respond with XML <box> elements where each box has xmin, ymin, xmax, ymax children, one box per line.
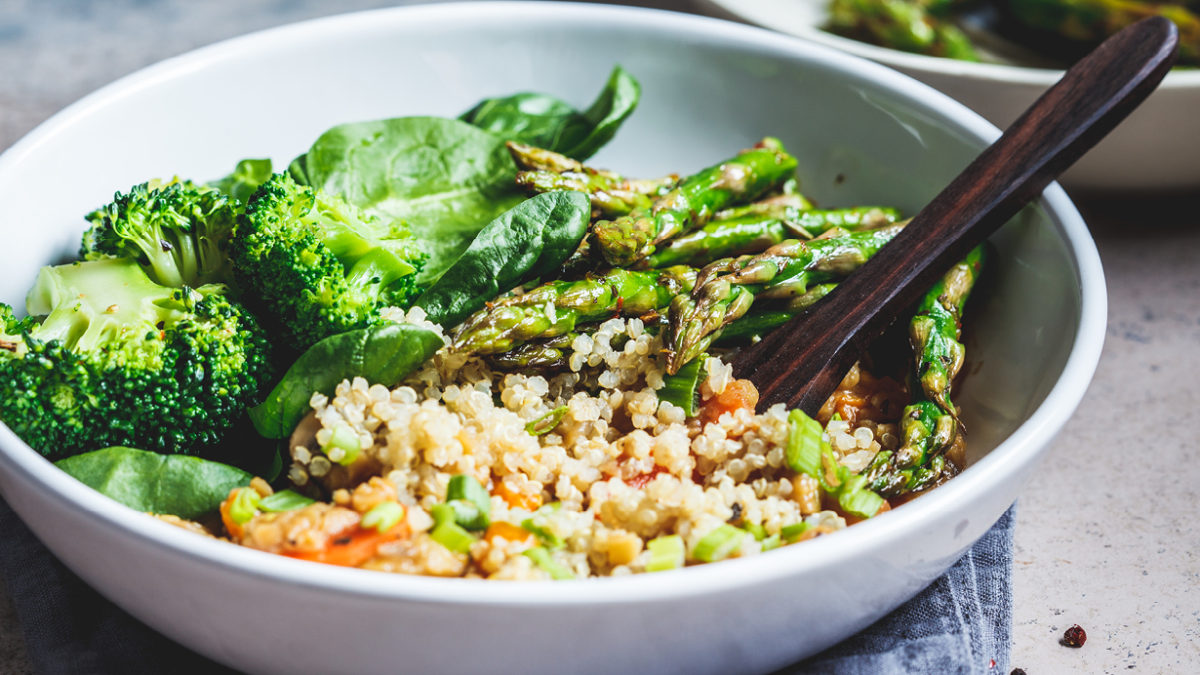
<box><xmin>0</xmin><ymin>3</ymin><xmax>1105</xmax><ymax>674</ymax></box>
<box><xmin>700</xmin><ymin>0</ymin><xmax>1200</xmax><ymax>193</ymax></box>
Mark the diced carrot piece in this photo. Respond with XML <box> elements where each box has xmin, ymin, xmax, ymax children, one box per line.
<box><xmin>283</xmin><ymin>521</ymin><xmax>409</xmax><ymax>568</ymax></box>
<box><xmin>494</xmin><ymin>480</ymin><xmax>543</xmax><ymax>511</ymax></box>
<box><xmin>484</xmin><ymin>521</ymin><xmax>534</xmax><ymax>544</ymax></box>
<box><xmin>699</xmin><ymin>378</ymin><xmax>759</xmax><ymax>425</ymax></box>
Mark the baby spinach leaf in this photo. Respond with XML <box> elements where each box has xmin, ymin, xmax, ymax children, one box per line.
<box><xmin>248</xmin><ymin>322</ymin><xmax>444</xmax><ymax>439</ymax></box>
<box><xmin>56</xmin><ymin>446</ymin><xmax>253</xmax><ymax>519</ymax></box>
<box><xmin>415</xmin><ymin>190</ymin><xmax>589</xmax><ymax>327</ymax></box>
<box><xmin>292</xmin><ymin>116</ymin><xmax>523</xmax><ymax>284</ymax></box>
<box><xmin>459</xmin><ymin>65</ymin><xmax>640</xmax><ymax>161</ymax></box>
<box><xmin>208</xmin><ymin>158</ymin><xmax>274</xmax><ymax>203</ymax></box>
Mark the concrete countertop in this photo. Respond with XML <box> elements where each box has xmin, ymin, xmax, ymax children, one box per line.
<box><xmin>1</xmin><ymin>1</ymin><xmax>1197</xmax><ymax>673</ymax></box>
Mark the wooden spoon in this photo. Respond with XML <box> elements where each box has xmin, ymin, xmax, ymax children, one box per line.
<box><xmin>732</xmin><ymin>16</ymin><xmax>1178</xmax><ymax>414</ymax></box>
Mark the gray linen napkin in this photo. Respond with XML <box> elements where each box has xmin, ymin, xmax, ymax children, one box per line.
<box><xmin>0</xmin><ymin>500</ymin><xmax>1013</xmax><ymax>675</ymax></box>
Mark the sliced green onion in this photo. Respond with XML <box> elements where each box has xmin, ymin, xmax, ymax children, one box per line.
<box><xmin>743</xmin><ymin>522</ymin><xmax>767</xmax><ymax>541</ymax></box>
<box><xmin>228</xmin><ymin>488</ymin><xmax>261</xmax><ymax>525</ymax></box>
<box><xmin>430</xmin><ymin>503</ymin><xmax>457</xmax><ymax>527</ymax></box>
<box><xmin>785</xmin><ymin>409</ymin><xmax>884</xmax><ymax>518</ymax></box>
<box><xmin>521</xmin><ymin>503</ymin><xmax>564</xmax><ymax>548</ymax></box>
<box><xmin>447</xmin><ymin>475</ymin><xmax>491</xmax><ymax>517</ymax></box>
<box><xmin>257</xmin><ymin>490</ymin><xmax>314</xmax><ymax>512</ymax></box>
<box><xmin>692</xmin><ymin>524</ymin><xmax>746</xmax><ymax>563</ymax></box>
<box><xmin>785</xmin><ymin>408</ymin><xmax>826</xmax><ymax>478</ymax></box>
<box><xmin>523</xmin><ymin>546</ymin><xmax>575</xmax><ymax>580</ymax></box>
<box><xmin>361</xmin><ymin>502</ymin><xmax>405</xmax><ymax>533</ymax></box>
<box><xmin>760</xmin><ymin>534</ymin><xmax>781</xmax><ymax>552</ymax></box>
<box><xmin>447</xmin><ymin>500</ymin><xmax>489</xmax><ymax>531</ymax></box>
<box><xmin>836</xmin><ymin>474</ymin><xmax>885</xmax><ymax>518</ymax></box>
<box><xmin>430</xmin><ymin>520</ymin><xmax>476</xmax><ymax>554</ymax></box>
<box><xmin>321</xmin><ymin>423</ymin><xmax>361</xmax><ymax>466</ymax></box>
<box><xmin>645</xmin><ymin>534</ymin><xmax>685</xmax><ymax>572</ymax></box>
<box><xmin>658</xmin><ymin>355</ymin><xmax>706</xmax><ymax>417</ymax></box>
<box><xmin>780</xmin><ymin>522</ymin><xmax>810</xmax><ymax>543</ymax></box>
<box><xmin>525</xmin><ymin>405</ymin><xmax>568</xmax><ymax>436</ymax></box>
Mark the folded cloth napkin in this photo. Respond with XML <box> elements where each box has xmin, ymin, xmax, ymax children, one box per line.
<box><xmin>0</xmin><ymin>500</ymin><xmax>1013</xmax><ymax>675</ymax></box>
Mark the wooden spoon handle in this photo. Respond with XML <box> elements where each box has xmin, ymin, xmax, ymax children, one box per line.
<box><xmin>733</xmin><ymin>16</ymin><xmax>1178</xmax><ymax>414</ymax></box>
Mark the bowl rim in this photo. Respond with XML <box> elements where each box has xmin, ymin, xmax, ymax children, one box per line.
<box><xmin>700</xmin><ymin>0</ymin><xmax>1200</xmax><ymax>89</ymax></box>
<box><xmin>0</xmin><ymin>1</ymin><xmax>1106</xmax><ymax>607</ymax></box>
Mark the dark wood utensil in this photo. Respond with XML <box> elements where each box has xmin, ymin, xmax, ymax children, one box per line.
<box><xmin>732</xmin><ymin>16</ymin><xmax>1178</xmax><ymax>414</ymax></box>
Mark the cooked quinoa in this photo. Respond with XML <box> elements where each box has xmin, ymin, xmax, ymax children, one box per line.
<box><xmin>201</xmin><ymin>309</ymin><xmax>921</xmax><ymax>580</ymax></box>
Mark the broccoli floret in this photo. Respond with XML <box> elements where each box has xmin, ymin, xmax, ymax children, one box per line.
<box><xmin>0</xmin><ymin>258</ymin><xmax>274</xmax><ymax>459</ymax></box>
<box><xmin>81</xmin><ymin>178</ymin><xmax>238</xmax><ymax>288</ymax></box>
<box><xmin>229</xmin><ymin>173</ymin><xmax>427</xmax><ymax>352</ymax></box>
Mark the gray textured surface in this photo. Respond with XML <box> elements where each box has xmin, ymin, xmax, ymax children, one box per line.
<box><xmin>1</xmin><ymin>1</ymin><xmax>1197</xmax><ymax>673</ymax></box>
<box><xmin>1009</xmin><ymin>198</ymin><xmax>1200</xmax><ymax>673</ymax></box>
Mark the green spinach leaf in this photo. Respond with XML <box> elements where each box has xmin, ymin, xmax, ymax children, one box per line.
<box><xmin>56</xmin><ymin>446</ymin><xmax>252</xmax><ymax>519</ymax></box>
<box><xmin>290</xmin><ymin>116</ymin><xmax>522</xmax><ymax>284</ymax></box>
<box><xmin>208</xmin><ymin>158</ymin><xmax>274</xmax><ymax>203</ymax></box>
<box><xmin>459</xmin><ymin>65</ymin><xmax>640</xmax><ymax>160</ymax></box>
<box><xmin>415</xmin><ymin>190</ymin><xmax>589</xmax><ymax>327</ymax></box>
<box><xmin>249</xmin><ymin>322</ymin><xmax>444</xmax><ymax>439</ymax></box>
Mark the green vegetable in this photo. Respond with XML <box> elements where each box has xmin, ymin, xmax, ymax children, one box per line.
<box><xmin>445</xmin><ymin>474</ymin><xmax>491</xmax><ymax>530</ymax></box>
<box><xmin>743</xmin><ymin>522</ymin><xmax>767</xmax><ymax>541</ymax></box>
<box><xmin>658</xmin><ymin>356</ymin><xmax>705</xmax><ymax>417</ymax></box>
<box><xmin>447</xmin><ymin>474</ymin><xmax>491</xmax><ymax>515</ymax></box>
<box><xmin>711</xmin><ymin>284</ymin><xmax>839</xmax><ymax>346</ymax></box>
<box><xmin>910</xmin><ymin>245</ymin><xmax>985</xmax><ymax>416</ymax></box>
<box><xmin>866</xmin><ymin>246</ymin><xmax>985</xmax><ymax>497</ymax></box>
<box><xmin>80</xmin><ymin>178</ymin><xmax>239</xmax><ymax>288</ymax></box>
<box><xmin>759</xmin><ymin>534</ymin><xmax>782</xmax><ymax>551</ymax></box>
<box><xmin>54</xmin><ymin>446</ymin><xmax>253</xmax><ymax>520</ymax></box>
<box><xmin>785</xmin><ymin>409</ymin><xmax>827</xmax><ymax>478</ymax></box>
<box><xmin>430</xmin><ymin>520</ymin><xmax>476</xmax><ymax>554</ymax></box>
<box><xmin>320</xmin><ymin>423</ymin><xmax>361</xmax><ymax>466</ymax></box>
<box><xmin>228</xmin><ymin>487</ymin><xmax>261</xmax><ymax>525</ymax></box>
<box><xmin>780</xmin><ymin>522</ymin><xmax>810</xmax><ymax>543</ymax></box>
<box><xmin>692</xmin><ymin>524</ymin><xmax>746</xmax><ymax>563</ymax></box>
<box><xmin>290</xmin><ymin>116</ymin><xmax>523</xmax><ymax>285</ymax></box>
<box><xmin>521</xmin><ymin>503</ymin><xmax>564</xmax><ymax>549</ymax></box>
<box><xmin>1005</xmin><ymin>0</ymin><xmax>1200</xmax><ymax>65</ymax></box>
<box><xmin>645</xmin><ymin>534</ymin><xmax>686</xmax><ymax>572</ymax></box>
<box><xmin>592</xmin><ymin>138</ymin><xmax>799</xmax><ymax>267</ymax></box>
<box><xmin>836</xmin><ymin>474</ymin><xmax>885</xmax><ymax>518</ymax></box>
<box><xmin>666</xmin><ymin>223</ymin><xmax>904</xmax><ymax>373</ymax></box>
<box><xmin>230</xmin><ymin>172</ymin><xmax>428</xmax><ymax>352</ymax></box>
<box><xmin>523</xmin><ymin>546</ymin><xmax>576</xmax><ymax>580</ymax></box>
<box><xmin>642</xmin><ymin>199</ymin><xmax>899</xmax><ymax>270</ymax></box>
<box><xmin>525</xmin><ymin>406</ymin><xmax>569</xmax><ymax>436</ymax></box>
<box><xmin>828</xmin><ymin>0</ymin><xmax>981</xmax><ymax>60</ymax></box>
<box><xmin>509</xmin><ymin>142</ymin><xmax>677</xmax><ymax>221</ymax></box>
<box><xmin>208</xmin><ymin>158</ymin><xmax>274</xmax><ymax>204</ymax></box>
<box><xmin>361</xmin><ymin>502</ymin><xmax>405</xmax><ymax>533</ymax></box>
<box><xmin>248</xmin><ymin>321</ymin><xmax>443</xmax><ymax>439</ymax></box>
<box><xmin>445</xmin><ymin>501</ymin><xmax>488</xmax><ymax>531</ymax></box>
<box><xmin>0</xmin><ymin>259</ymin><xmax>274</xmax><ymax>458</ymax></box>
<box><xmin>415</xmin><ymin>191</ymin><xmax>590</xmax><ymax>327</ymax></box>
<box><xmin>257</xmin><ymin>490</ymin><xmax>314</xmax><ymax>512</ymax></box>
<box><xmin>430</xmin><ymin>503</ymin><xmax>457</xmax><ymax>527</ymax></box>
<box><xmin>784</xmin><ymin>409</ymin><xmax>886</xmax><ymax>519</ymax></box>
<box><xmin>460</xmin><ymin>65</ymin><xmax>640</xmax><ymax>160</ymax></box>
<box><xmin>642</xmin><ymin>215</ymin><xmax>792</xmax><ymax>270</ymax></box>
<box><xmin>454</xmin><ymin>266</ymin><xmax>696</xmax><ymax>355</ymax></box>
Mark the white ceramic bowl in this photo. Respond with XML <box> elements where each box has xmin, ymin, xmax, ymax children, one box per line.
<box><xmin>700</xmin><ymin>0</ymin><xmax>1200</xmax><ymax>193</ymax></box>
<box><xmin>0</xmin><ymin>3</ymin><xmax>1105</xmax><ymax>673</ymax></box>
